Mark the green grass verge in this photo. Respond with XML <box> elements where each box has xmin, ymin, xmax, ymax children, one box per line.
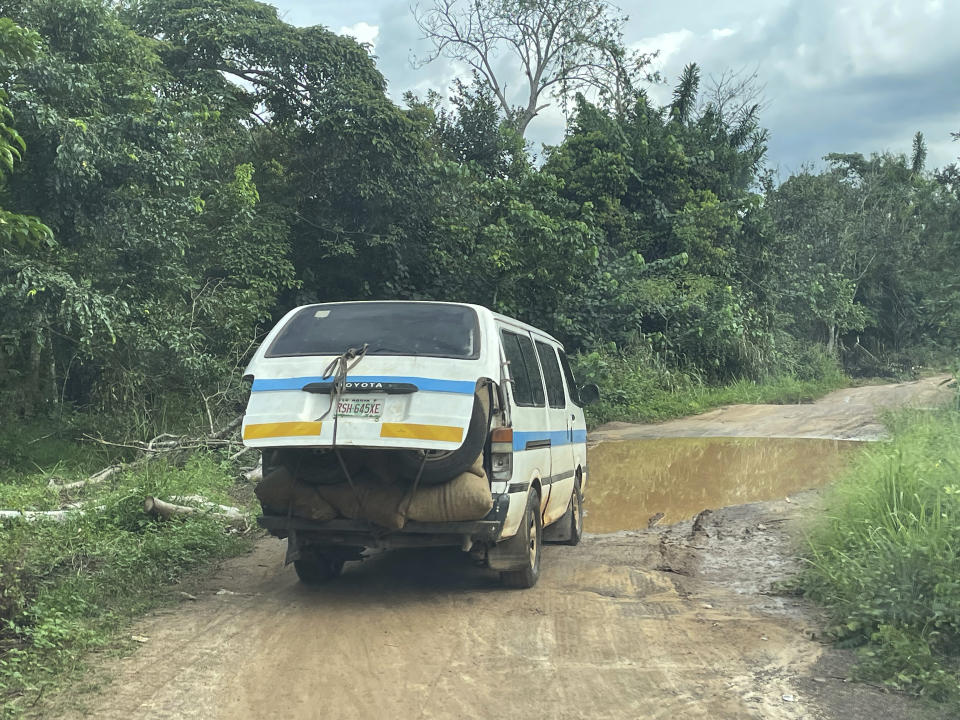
<box><xmin>573</xmin><ymin>346</ymin><xmax>848</xmax><ymax>427</ymax></box>
<box><xmin>0</xmin><ymin>422</ymin><xmax>255</xmax><ymax>718</ymax></box>
<box><xmin>797</xmin><ymin>406</ymin><xmax>960</xmax><ymax>703</ymax></box>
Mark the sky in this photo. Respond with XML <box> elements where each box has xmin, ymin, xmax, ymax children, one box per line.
<box><xmin>271</xmin><ymin>0</ymin><xmax>960</xmax><ymax>175</ymax></box>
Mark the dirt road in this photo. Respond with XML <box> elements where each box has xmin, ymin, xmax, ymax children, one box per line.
<box><xmin>42</xmin><ymin>376</ymin><xmax>953</xmax><ymax>720</ymax></box>
<box><xmin>590</xmin><ymin>375</ymin><xmax>952</xmax><ymax>443</ymax></box>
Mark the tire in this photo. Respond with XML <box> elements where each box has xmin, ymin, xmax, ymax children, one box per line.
<box><xmin>397</xmin><ymin>390</ymin><xmax>490</xmax><ymax>485</ymax></box>
<box><xmin>500</xmin><ymin>491</ymin><xmax>542</xmax><ymax>589</ymax></box>
<box><xmin>563</xmin><ymin>476</ymin><xmax>583</xmax><ymax>546</ymax></box>
<box><xmin>293</xmin><ymin>550</ymin><xmax>344</xmax><ymax>586</ymax></box>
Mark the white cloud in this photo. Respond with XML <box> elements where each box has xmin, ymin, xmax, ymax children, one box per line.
<box><xmin>634</xmin><ymin>28</ymin><xmax>694</xmax><ymax>67</ymax></box>
<box><xmin>711</xmin><ymin>27</ymin><xmax>736</xmax><ymax>40</ymax></box>
<box><xmin>338</xmin><ymin>21</ymin><xmax>380</xmax><ymax>50</ymax></box>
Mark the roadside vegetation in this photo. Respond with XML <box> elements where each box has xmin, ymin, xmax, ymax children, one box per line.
<box><xmin>0</xmin><ymin>0</ymin><xmax>957</xmax><ymax>713</ymax></box>
<box><xmin>0</xmin><ymin>414</ymin><xmax>255</xmax><ymax>716</ymax></box>
<box><xmin>798</xmin><ymin>371</ymin><xmax>960</xmax><ymax>703</ymax></box>
<box><xmin>575</xmin><ymin>345</ymin><xmax>847</xmax><ymax>426</ymax></box>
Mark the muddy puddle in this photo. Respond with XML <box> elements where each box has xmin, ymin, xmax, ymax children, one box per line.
<box><xmin>586</xmin><ymin>437</ymin><xmax>862</xmax><ymax>533</ymax></box>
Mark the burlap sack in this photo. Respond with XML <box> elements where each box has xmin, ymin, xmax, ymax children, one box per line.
<box><xmin>315</xmin><ymin>471</ymin><xmax>408</xmax><ymax>530</ymax></box>
<box><xmin>463</xmin><ymin>453</ymin><xmax>484</xmax><ymax>478</ymax></box>
<box><xmin>295</xmin><ymin>449</ymin><xmax>365</xmax><ymax>486</ymax></box>
<box><xmin>257</xmin><ymin>451</ymin><xmax>491</xmax><ymax>529</ymax></box>
<box><xmin>255</xmin><ymin>467</ymin><xmax>337</xmax><ymax>521</ymax></box>
<box><xmin>405</xmin><ymin>469</ymin><xmax>493</xmax><ymax>523</ymax></box>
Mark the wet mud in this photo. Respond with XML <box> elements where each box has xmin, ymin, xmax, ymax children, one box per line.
<box><xmin>586</xmin><ymin>437</ymin><xmax>861</xmax><ymax>532</ymax></box>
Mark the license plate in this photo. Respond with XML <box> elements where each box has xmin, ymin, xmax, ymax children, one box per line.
<box><xmin>336</xmin><ymin>396</ymin><xmax>383</xmax><ymax>419</ymax></box>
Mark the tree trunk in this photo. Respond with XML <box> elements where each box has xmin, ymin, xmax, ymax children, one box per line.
<box><xmin>826</xmin><ymin>324</ymin><xmax>837</xmax><ymax>355</ymax></box>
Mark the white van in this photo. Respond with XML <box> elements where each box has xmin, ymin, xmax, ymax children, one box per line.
<box><xmin>242</xmin><ymin>301</ymin><xmax>598</xmax><ymax>588</ymax></box>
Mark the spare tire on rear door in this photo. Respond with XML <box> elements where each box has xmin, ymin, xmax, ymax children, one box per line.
<box><xmin>396</xmin><ymin>386</ymin><xmax>491</xmax><ymax>485</ymax></box>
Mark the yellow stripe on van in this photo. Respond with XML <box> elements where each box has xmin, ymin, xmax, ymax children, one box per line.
<box><xmin>243</xmin><ymin>421</ymin><xmax>323</xmax><ymax>440</ymax></box>
<box><xmin>380</xmin><ymin>423</ymin><xmax>463</xmax><ymax>443</ymax></box>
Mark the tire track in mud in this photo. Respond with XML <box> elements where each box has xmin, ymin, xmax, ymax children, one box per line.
<box><xmin>39</xmin><ymin>376</ymin><xmax>953</xmax><ymax>720</ymax></box>
<box><xmin>45</xmin><ymin>539</ymin><xmax>817</xmax><ymax>720</ymax></box>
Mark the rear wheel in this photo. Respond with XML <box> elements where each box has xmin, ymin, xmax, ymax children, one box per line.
<box><xmin>294</xmin><ymin>549</ymin><xmax>344</xmax><ymax>586</ymax></box>
<box><xmin>564</xmin><ymin>477</ymin><xmax>584</xmax><ymax>546</ymax></box>
<box><xmin>500</xmin><ymin>491</ymin><xmax>542</xmax><ymax>589</ymax></box>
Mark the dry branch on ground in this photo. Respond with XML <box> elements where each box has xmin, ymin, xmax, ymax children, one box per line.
<box><xmin>47</xmin><ymin>416</ymin><xmax>246</xmax><ymax>494</ymax></box>
<box><xmin>143</xmin><ymin>497</ymin><xmax>248</xmax><ymax>530</ymax></box>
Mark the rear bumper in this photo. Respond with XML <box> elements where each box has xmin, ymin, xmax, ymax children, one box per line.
<box><xmin>257</xmin><ymin>493</ymin><xmax>510</xmax><ymax>549</ymax></box>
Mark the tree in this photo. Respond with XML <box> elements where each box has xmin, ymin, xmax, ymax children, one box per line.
<box><xmin>766</xmin><ymin>148</ymin><xmax>960</xmax><ymax>370</ymax></box>
<box><xmin>542</xmin><ymin>71</ymin><xmax>778</xmax><ymax>376</ymax></box>
<box><xmin>1</xmin><ymin>0</ymin><xmax>296</xmax><ymax>414</ymax></box>
<box><xmin>669</xmin><ymin>63</ymin><xmax>699</xmax><ymax>124</ymax></box>
<box><xmin>912</xmin><ymin>131</ymin><xmax>927</xmax><ymax>174</ymax></box>
<box><xmin>405</xmin><ymin>76</ymin><xmax>526</xmax><ymax>178</ymax></box>
<box><xmin>0</xmin><ymin>18</ymin><xmax>51</xmax><ymax>251</ymax></box>
<box><xmin>413</xmin><ymin>0</ymin><xmax>654</xmax><ymax>135</ymax></box>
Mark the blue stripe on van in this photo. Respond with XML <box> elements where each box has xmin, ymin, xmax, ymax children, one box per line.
<box><xmin>513</xmin><ymin>429</ymin><xmax>588</xmax><ymax>452</ymax></box>
<box><xmin>251</xmin><ymin>375</ymin><xmax>477</xmax><ymax>394</ymax></box>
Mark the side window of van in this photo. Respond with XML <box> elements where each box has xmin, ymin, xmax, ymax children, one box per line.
<box><xmin>535</xmin><ymin>341</ymin><xmax>566</xmax><ymax>409</ymax></box>
<box><xmin>501</xmin><ymin>331</ymin><xmax>546</xmax><ymax>407</ymax></box>
<box><xmin>557</xmin><ymin>349</ymin><xmax>582</xmax><ymax>407</ymax></box>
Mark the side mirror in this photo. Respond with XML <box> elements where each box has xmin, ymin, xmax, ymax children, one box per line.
<box><xmin>578</xmin><ymin>383</ymin><xmax>600</xmax><ymax>407</ymax></box>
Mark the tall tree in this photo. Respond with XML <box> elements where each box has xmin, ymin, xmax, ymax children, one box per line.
<box><xmin>912</xmin><ymin>131</ymin><xmax>927</xmax><ymax>174</ymax></box>
<box><xmin>413</xmin><ymin>0</ymin><xmax>653</xmax><ymax>135</ymax></box>
<box><xmin>669</xmin><ymin>63</ymin><xmax>699</xmax><ymax>124</ymax></box>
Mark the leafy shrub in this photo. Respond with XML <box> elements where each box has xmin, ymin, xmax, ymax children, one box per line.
<box><xmin>799</xmin><ymin>408</ymin><xmax>960</xmax><ymax>702</ymax></box>
<box><xmin>571</xmin><ymin>343</ymin><xmax>845</xmax><ymax>427</ymax></box>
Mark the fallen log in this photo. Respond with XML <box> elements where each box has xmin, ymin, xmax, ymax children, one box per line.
<box><xmin>0</xmin><ymin>506</ymin><xmax>104</xmax><ymax>522</ymax></box>
<box><xmin>53</xmin><ymin>464</ymin><xmax>124</xmax><ymax>491</ymax></box>
<box><xmin>175</xmin><ymin>495</ymin><xmax>248</xmax><ymax>514</ymax></box>
<box><xmin>143</xmin><ymin>496</ymin><xmax>248</xmax><ymax>530</ymax></box>
<box><xmin>229</xmin><ymin>445</ymin><xmax>256</xmax><ymax>462</ymax></box>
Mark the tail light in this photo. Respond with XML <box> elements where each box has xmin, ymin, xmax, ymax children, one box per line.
<box><xmin>490</xmin><ymin>427</ymin><xmax>513</xmax><ymax>481</ymax></box>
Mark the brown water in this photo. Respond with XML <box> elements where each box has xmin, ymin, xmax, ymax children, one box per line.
<box><xmin>585</xmin><ymin>437</ymin><xmax>862</xmax><ymax>533</ymax></box>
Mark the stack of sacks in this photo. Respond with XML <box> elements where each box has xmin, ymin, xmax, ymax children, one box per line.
<box><xmin>254</xmin><ymin>453</ymin><xmax>493</xmax><ymax>529</ymax></box>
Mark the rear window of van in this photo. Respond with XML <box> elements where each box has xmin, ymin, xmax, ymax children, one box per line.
<box><xmin>266</xmin><ymin>302</ymin><xmax>481</xmax><ymax>359</ymax></box>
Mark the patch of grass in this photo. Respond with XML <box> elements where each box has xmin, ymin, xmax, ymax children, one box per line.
<box><xmin>573</xmin><ymin>345</ymin><xmax>847</xmax><ymax>427</ymax></box>
<box><xmin>797</xmin><ymin>406</ymin><xmax>960</xmax><ymax>703</ymax></box>
<box><xmin>0</xmin><ymin>418</ymin><xmax>114</xmax><ymax>486</ymax></box>
<box><xmin>0</xmin><ymin>431</ymin><xmax>255</xmax><ymax>718</ymax></box>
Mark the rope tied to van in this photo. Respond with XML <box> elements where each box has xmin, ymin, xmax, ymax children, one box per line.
<box><xmin>316</xmin><ymin>344</ymin><xmax>368</xmax><ymax>517</ymax></box>
<box><xmin>316</xmin><ymin>344</ymin><xmax>368</xmax><ymax>424</ymax></box>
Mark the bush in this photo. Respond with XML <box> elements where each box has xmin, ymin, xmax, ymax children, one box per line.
<box><xmin>571</xmin><ymin>343</ymin><xmax>846</xmax><ymax>427</ymax></box>
<box><xmin>798</xmin><ymin>406</ymin><xmax>960</xmax><ymax>702</ymax></box>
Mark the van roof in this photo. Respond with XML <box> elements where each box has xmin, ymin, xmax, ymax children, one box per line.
<box><xmin>294</xmin><ymin>300</ymin><xmax>563</xmax><ymax>348</ymax></box>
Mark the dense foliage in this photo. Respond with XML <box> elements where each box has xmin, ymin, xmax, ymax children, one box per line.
<box><xmin>0</xmin><ymin>1</ymin><xmax>956</xmax><ymax>423</ymax></box>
